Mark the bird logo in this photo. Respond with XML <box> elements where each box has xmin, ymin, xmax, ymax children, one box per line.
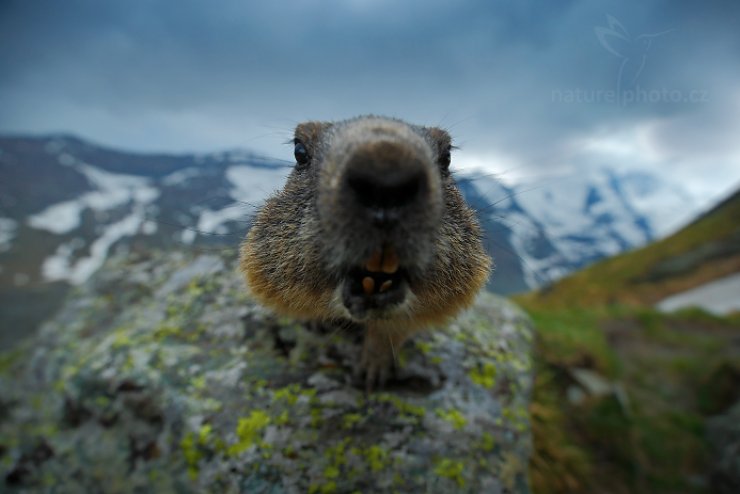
<box><xmin>595</xmin><ymin>15</ymin><xmax>673</xmax><ymax>100</ymax></box>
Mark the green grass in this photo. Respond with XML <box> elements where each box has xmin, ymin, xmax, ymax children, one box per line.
<box><xmin>521</xmin><ymin>302</ymin><xmax>740</xmax><ymax>494</ymax></box>
<box><xmin>515</xmin><ymin>191</ymin><xmax>740</xmax><ymax>492</ymax></box>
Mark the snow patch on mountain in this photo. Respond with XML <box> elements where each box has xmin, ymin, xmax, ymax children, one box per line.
<box><xmin>514</xmin><ymin>169</ymin><xmax>656</xmax><ymax>264</ymax></box>
<box><xmin>162</xmin><ymin>167</ymin><xmax>202</xmax><ymax>187</ymax></box>
<box><xmin>191</xmin><ymin>165</ymin><xmax>288</xmax><ymax>236</ymax></box>
<box><xmin>196</xmin><ymin>205</ymin><xmax>251</xmax><ymax>235</ymax></box>
<box><xmin>41</xmin><ymin>206</ymin><xmax>151</xmax><ymax>285</ymax></box>
<box><xmin>25</xmin><ymin>159</ymin><xmax>161</xmax><ymax>284</ymax></box>
<box><xmin>226</xmin><ymin>165</ymin><xmax>289</xmax><ymax>204</ymax></box>
<box><xmin>465</xmin><ymin>167</ymin><xmax>700</xmax><ymax>291</ymax></box>
<box><xmin>657</xmin><ymin>273</ymin><xmax>740</xmax><ymax>315</ymax></box>
<box><xmin>28</xmin><ymin>162</ymin><xmax>159</xmax><ymax>234</ymax></box>
<box><xmin>0</xmin><ymin>218</ymin><xmax>17</xmax><ymax>252</ymax></box>
<box><xmin>618</xmin><ymin>171</ymin><xmax>695</xmax><ymax>236</ymax></box>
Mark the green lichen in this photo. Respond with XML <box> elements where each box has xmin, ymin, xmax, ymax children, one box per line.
<box><xmin>181</xmin><ymin>432</ymin><xmax>201</xmax><ymax>479</ymax></box>
<box><xmin>121</xmin><ymin>354</ymin><xmax>135</xmax><ymax>372</ymax></box>
<box><xmin>324</xmin><ymin>438</ymin><xmax>350</xmax><ymax>468</ymax></box>
<box><xmin>436</xmin><ymin>408</ymin><xmax>467</xmax><ymax>430</ymax></box>
<box><xmin>0</xmin><ymin>348</ymin><xmax>23</xmax><ymax>375</ymax></box>
<box><xmin>272</xmin><ymin>384</ymin><xmax>301</xmax><ymax>405</ymax></box>
<box><xmin>415</xmin><ymin>340</ymin><xmax>432</xmax><ymax>354</ymax></box>
<box><xmin>94</xmin><ymin>396</ymin><xmax>110</xmax><ymax>408</ymax></box>
<box><xmin>180</xmin><ymin>423</ymin><xmax>215</xmax><ymax>478</ymax></box>
<box><xmin>275</xmin><ymin>410</ymin><xmax>290</xmax><ymax>425</ymax></box>
<box><xmin>365</xmin><ymin>445</ymin><xmax>389</xmax><ymax>472</ymax></box>
<box><xmin>469</xmin><ymin>361</ymin><xmax>497</xmax><ymax>388</ymax></box>
<box><xmin>377</xmin><ymin>394</ymin><xmax>426</xmax><ymax>418</ymax></box>
<box><xmin>342</xmin><ymin>413</ymin><xmax>362</xmax><ymax>429</ymax></box>
<box><xmin>228</xmin><ymin>410</ymin><xmax>271</xmax><ymax>456</ymax></box>
<box><xmin>198</xmin><ymin>423</ymin><xmax>212</xmax><ymax>443</ymax></box>
<box><xmin>479</xmin><ymin>431</ymin><xmax>495</xmax><ymax>452</ymax></box>
<box><xmin>111</xmin><ymin>328</ymin><xmax>133</xmax><ymax>349</ymax></box>
<box><xmin>324</xmin><ymin>465</ymin><xmax>340</xmax><ymax>479</ymax></box>
<box><xmin>309</xmin><ymin>482</ymin><xmax>337</xmax><ymax>494</ymax></box>
<box><xmin>187</xmin><ymin>280</ymin><xmax>205</xmax><ymax>298</ymax></box>
<box><xmin>312</xmin><ymin>439</ymin><xmax>356</xmax><ymax>493</ymax></box>
<box><xmin>502</xmin><ymin>405</ymin><xmax>529</xmax><ymax>432</ymax></box>
<box><xmin>153</xmin><ymin>324</ymin><xmax>182</xmax><ymax>340</ymax></box>
<box><xmin>191</xmin><ymin>375</ymin><xmax>206</xmax><ymax>390</ymax></box>
<box><xmin>434</xmin><ymin>458</ymin><xmax>465</xmax><ymax>487</ymax></box>
<box><xmin>310</xmin><ymin>408</ymin><xmax>323</xmax><ymax>428</ymax></box>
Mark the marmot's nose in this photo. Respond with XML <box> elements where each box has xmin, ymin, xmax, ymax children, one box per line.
<box><xmin>347</xmin><ymin>169</ymin><xmax>424</xmax><ymax>209</ymax></box>
<box><xmin>344</xmin><ymin>141</ymin><xmax>429</xmax><ymax>228</ymax></box>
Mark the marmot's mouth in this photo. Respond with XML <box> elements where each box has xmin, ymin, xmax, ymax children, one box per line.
<box><xmin>341</xmin><ymin>246</ymin><xmax>408</xmax><ymax>319</ymax></box>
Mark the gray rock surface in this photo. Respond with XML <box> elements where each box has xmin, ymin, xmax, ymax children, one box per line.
<box><xmin>0</xmin><ymin>250</ymin><xmax>534</xmax><ymax>493</ymax></box>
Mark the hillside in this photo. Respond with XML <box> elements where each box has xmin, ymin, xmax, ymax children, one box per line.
<box><xmin>521</xmin><ymin>188</ymin><xmax>740</xmax><ymax>309</ymax></box>
<box><xmin>516</xmin><ymin>187</ymin><xmax>740</xmax><ymax>493</ymax></box>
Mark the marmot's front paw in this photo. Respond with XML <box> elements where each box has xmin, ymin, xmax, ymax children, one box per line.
<box><xmin>354</xmin><ymin>327</ymin><xmax>407</xmax><ymax>392</ymax></box>
<box><xmin>355</xmin><ymin>346</ymin><xmax>396</xmax><ymax>393</ymax></box>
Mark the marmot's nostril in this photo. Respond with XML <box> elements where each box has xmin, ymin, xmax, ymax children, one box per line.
<box><xmin>347</xmin><ymin>170</ymin><xmax>424</xmax><ymax>210</ymax></box>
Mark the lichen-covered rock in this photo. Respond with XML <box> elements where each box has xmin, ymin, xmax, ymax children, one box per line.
<box><xmin>0</xmin><ymin>250</ymin><xmax>534</xmax><ymax>493</ymax></box>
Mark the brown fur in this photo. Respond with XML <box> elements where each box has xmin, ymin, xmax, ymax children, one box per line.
<box><xmin>240</xmin><ymin>116</ymin><xmax>492</xmax><ymax>388</ymax></box>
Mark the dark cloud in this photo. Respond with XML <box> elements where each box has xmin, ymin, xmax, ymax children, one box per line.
<box><xmin>1</xmin><ymin>0</ymin><xmax>739</xmax><ymax>202</ymax></box>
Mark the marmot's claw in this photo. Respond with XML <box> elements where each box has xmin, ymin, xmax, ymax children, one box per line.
<box><xmin>355</xmin><ymin>350</ymin><xmax>395</xmax><ymax>393</ymax></box>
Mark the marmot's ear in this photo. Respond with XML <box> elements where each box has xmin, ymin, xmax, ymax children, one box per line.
<box><xmin>426</xmin><ymin>127</ymin><xmax>452</xmax><ymax>149</ymax></box>
<box><xmin>294</xmin><ymin>122</ymin><xmax>333</xmax><ymax>150</ymax></box>
<box><xmin>425</xmin><ymin>127</ymin><xmax>454</xmax><ymax>171</ymax></box>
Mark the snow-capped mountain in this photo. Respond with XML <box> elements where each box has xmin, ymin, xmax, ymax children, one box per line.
<box><xmin>0</xmin><ymin>135</ymin><xmax>698</xmax><ymax>345</ymax></box>
<box><xmin>466</xmin><ymin>167</ymin><xmax>697</xmax><ymax>291</ymax></box>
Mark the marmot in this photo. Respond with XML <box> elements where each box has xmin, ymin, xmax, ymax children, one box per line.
<box><xmin>240</xmin><ymin>116</ymin><xmax>491</xmax><ymax>389</ymax></box>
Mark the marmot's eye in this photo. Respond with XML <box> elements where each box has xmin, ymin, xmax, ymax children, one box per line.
<box><xmin>294</xmin><ymin>140</ymin><xmax>310</xmax><ymax>166</ymax></box>
<box><xmin>440</xmin><ymin>146</ymin><xmax>452</xmax><ymax>170</ymax></box>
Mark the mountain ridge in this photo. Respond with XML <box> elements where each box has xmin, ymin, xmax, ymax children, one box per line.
<box><xmin>0</xmin><ymin>133</ymin><xmax>700</xmax><ymax>345</ymax></box>
<box><xmin>518</xmin><ymin>185</ymin><xmax>740</xmax><ymax>309</ymax></box>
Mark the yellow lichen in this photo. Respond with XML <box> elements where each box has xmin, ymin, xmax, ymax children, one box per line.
<box><xmin>198</xmin><ymin>424</ymin><xmax>212</xmax><ymax>443</ymax></box>
<box><xmin>324</xmin><ymin>438</ymin><xmax>350</xmax><ymax>468</ymax></box>
<box><xmin>181</xmin><ymin>423</ymin><xmax>214</xmax><ymax>479</ymax></box>
<box><xmin>309</xmin><ymin>482</ymin><xmax>338</xmax><ymax>494</ymax></box>
<box><xmin>275</xmin><ymin>410</ymin><xmax>290</xmax><ymax>425</ymax></box>
<box><xmin>342</xmin><ymin>413</ymin><xmax>362</xmax><ymax>429</ymax></box>
<box><xmin>191</xmin><ymin>375</ymin><xmax>206</xmax><ymax>390</ymax></box>
<box><xmin>181</xmin><ymin>432</ymin><xmax>201</xmax><ymax>479</ymax></box>
<box><xmin>273</xmin><ymin>384</ymin><xmax>301</xmax><ymax>405</ymax></box>
<box><xmin>436</xmin><ymin>408</ymin><xmax>467</xmax><ymax>430</ymax></box>
<box><xmin>480</xmin><ymin>431</ymin><xmax>495</xmax><ymax>452</ymax></box>
<box><xmin>112</xmin><ymin>328</ymin><xmax>132</xmax><ymax>349</ymax></box>
<box><xmin>310</xmin><ymin>408</ymin><xmax>323</xmax><ymax>428</ymax></box>
<box><xmin>416</xmin><ymin>340</ymin><xmax>432</xmax><ymax>354</ymax></box>
<box><xmin>377</xmin><ymin>394</ymin><xmax>425</xmax><ymax>418</ymax></box>
<box><xmin>228</xmin><ymin>410</ymin><xmax>271</xmax><ymax>455</ymax></box>
<box><xmin>434</xmin><ymin>458</ymin><xmax>465</xmax><ymax>487</ymax></box>
<box><xmin>153</xmin><ymin>325</ymin><xmax>181</xmax><ymax>339</ymax></box>
<box><xmin>324</xmin><ymin>465</ymin><xmax>340</xmax><ymax>479</ymax></box>
<box><xmin>469</xmin><ymin>361</ymin><xmax>497</xmax><ymax>388</ymax></box>
<box><xmin>365</xmin><ymin>445</ymin><xmax>389</xmax><ymax>472</ymax></box>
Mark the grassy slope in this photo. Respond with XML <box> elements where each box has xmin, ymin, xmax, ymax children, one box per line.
<box><xmin>515</xmin><ymin>189</ymin><xmax>740</xmax><ymax>493</ymax></box>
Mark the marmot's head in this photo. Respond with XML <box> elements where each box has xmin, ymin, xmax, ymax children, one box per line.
<box><xmin>241</xmin><ymin>116</ymin><xmax>491</xmax><ymax>328</ymax></box>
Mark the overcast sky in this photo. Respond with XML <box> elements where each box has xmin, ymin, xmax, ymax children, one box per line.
<box><xmin>1</xmin><ymin>0</ymin><xmax>739</xmax><ymax>208</ymax></box>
